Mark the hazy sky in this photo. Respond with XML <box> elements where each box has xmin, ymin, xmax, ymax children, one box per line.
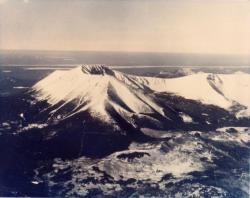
<box><xmin>0</xmin><ymin>0</ymin><xmax>250</xmax><ymax>54</ymax></box>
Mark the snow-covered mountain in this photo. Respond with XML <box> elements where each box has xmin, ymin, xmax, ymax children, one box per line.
<box><xmin>33</xmin><ymin>65</ymin><xmax>250</xmax><ymax>120</ymax></box>
<box><xmin>33</xmin><ymin>65</ymin><xmax>164</xmax><ymax>123</ymax></box>
<box><xmin>25</xmin><ymin>65</ymin><xmax>250</xmax><ymax>157</ymax></box>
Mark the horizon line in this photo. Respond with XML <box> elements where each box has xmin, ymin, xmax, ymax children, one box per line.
<box><xmin>0</xmin><ymin>48</ymin><xmax>249</xmax><ymax>57</ymax></box>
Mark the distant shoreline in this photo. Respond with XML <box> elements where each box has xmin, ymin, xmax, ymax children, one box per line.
<box><xmin>1</xmin><ymin>65</ymin><xmax>250</xmax><ymax>68</ymax></box>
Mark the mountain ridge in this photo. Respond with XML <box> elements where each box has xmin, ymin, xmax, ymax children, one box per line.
<box><xmin>33</xmin><ymin>65</ymin><xmax>250</xmax><ymax>121</ymax></box>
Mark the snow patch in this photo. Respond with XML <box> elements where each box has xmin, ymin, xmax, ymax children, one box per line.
<box><xmin>179</xmin><ymin>112</ymin><xmax>193</xmax><ymax>123</ymax></box>
<box><xmin>13</xmin><ymin>86</ymin><xmax>29</xmax><ymax>89</ymax></box>
<box><xmin>18</xmin><ymin>123</ymin><xmax>48</xmax><ymax>132</ymax></box>
<box><xmin>214</xmin><ymin>127</ymin><xmax>250</xmax><ymax>144</ymax></box>
<box><xmin>2</xmin><ymin>70</ymin><xmax>12</xmax><ymax>73</ymax></box>
<box><xmin>2</xmin><ymin>122</ymin><xmax>10</xmax><ymax>127</ymax></box>
<box><xmin>31</xmin><ymin>181</ymin><xmax>39</xmax><ymax>185</ymax></box>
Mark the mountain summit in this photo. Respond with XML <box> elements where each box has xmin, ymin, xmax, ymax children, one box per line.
<box><xmin>81</xmin><ymin>64</ymin><xmax>115</xmax><ymax>75</ymax></box>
